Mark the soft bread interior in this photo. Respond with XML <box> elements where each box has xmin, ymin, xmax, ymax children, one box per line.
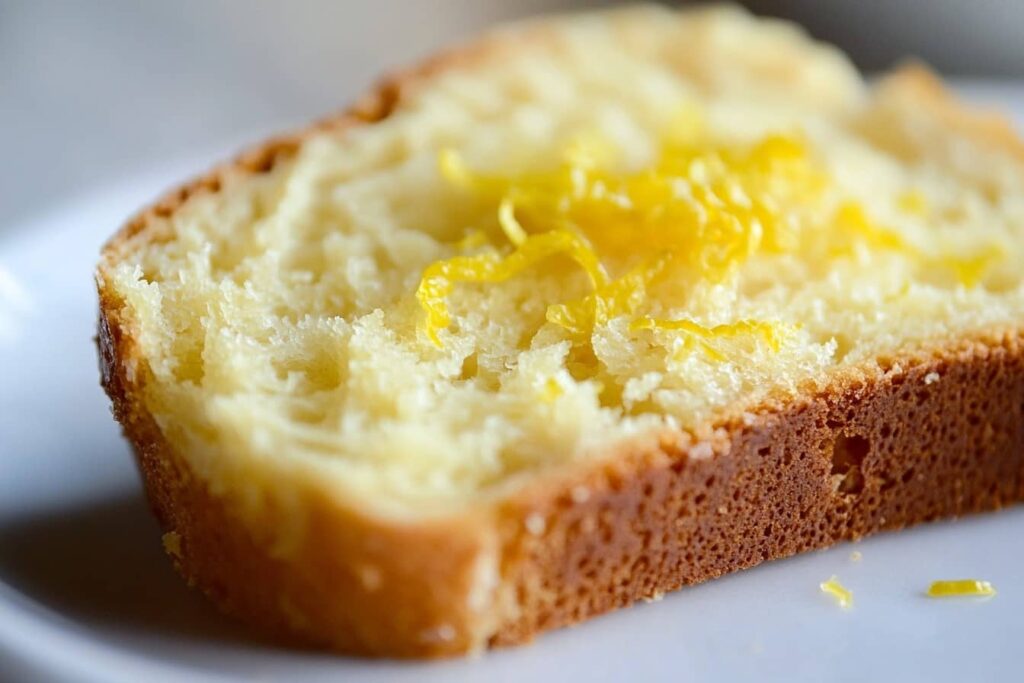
<box><xmin>100</xmin><ymin>6</ymin><xmax>1024</xmax><ymax>515</ymax></box>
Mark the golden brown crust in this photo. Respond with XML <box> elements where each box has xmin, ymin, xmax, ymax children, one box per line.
<box><xmin>492</xmin><ymin>332</ymin><xmax>1024</xmax><ymax>644</ymax></box>
<box><xmin>96</xmin><ymin>9</ymin><xmax>1024</xmax><ymax>659</ymax></box>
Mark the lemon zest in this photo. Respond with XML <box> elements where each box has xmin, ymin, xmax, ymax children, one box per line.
<box><xmin>498</xmin><ymin>196</ymin><xmax>528</xmax><ymax>246</ymax></box>
<box><xmin>547</xmin><ymin>259</ymin><xmax>665</xmax><ymax>336</ymax></box>
<box><xmin>820</xmin><ymin>575</ymin><xmax>853</xmax><ymax>609</ymax></box>
<box><xmin>417</xmin><ymin>229</ymin><xmax>607</xmax><ymax>346</ymax></box>
<box><xmin>422</xmin><ymin>131</ymin><xmax>821</xmax><ymax>348</ymax></box>
<box><xmin>422</xmin><ymin>125</ymin><xmax>1001</xmax><ymax>352</ymax></box>
<box><xmin>633</xmin><ymin>316</ymin><xmax>790</xmax><ymax>361</ymax></box>
<box><xmin>927</xmin><ymin>579</ymin><xmax>996</xmax><ymax>598</ymax></box>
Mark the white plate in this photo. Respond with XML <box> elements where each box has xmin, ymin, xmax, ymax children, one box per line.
<box><xmin>2</xmin><ymin>85</ymin><xmax>1024</xmax><ymax>683</ymax></box>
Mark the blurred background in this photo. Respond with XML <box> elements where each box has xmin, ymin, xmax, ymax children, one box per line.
<box><xmin>3</xmin><ymin>0</ymin><xmax>1023</xmax><ymax>234</ymax></box>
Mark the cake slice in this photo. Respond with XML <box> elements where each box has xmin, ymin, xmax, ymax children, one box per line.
<box><xmin>96</xmin><ymin>5</ymin><xmax>1024</xmax><ymax>657</ymax></box>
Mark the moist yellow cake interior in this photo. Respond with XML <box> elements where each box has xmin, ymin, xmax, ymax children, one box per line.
<box><xmin>101</xmin><ymin>6</ymin><xmax>1024</xmax><ymax>514</ymax></box>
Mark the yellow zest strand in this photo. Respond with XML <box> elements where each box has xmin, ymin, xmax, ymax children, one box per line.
<box><xmin>632</xmin><ymin>316</ymin><xmax>789</xmax><ymax>361</ymax></box>
<box><xmin>820</xmin><ymin>575</ymin><xmax>853</xmax><ymax>609</ymax></box>
<box><xmin>498</xmin><ymin>196</ymin><xmax>528</xmax><ymax>246</ymax></box>
<box><xmin>417</xmin><ymin>229</ymin><xmax>608</xmax><ymax>346</ymax></box>
<box><xmin>927</xmin><ymin>579</ymin><xmax>996</xmax><ymax>598</ymax></box>
<box><xmin>547</xmin><ymin>259</ymin><xmax>667</xmax><ymax>336</ymax></box>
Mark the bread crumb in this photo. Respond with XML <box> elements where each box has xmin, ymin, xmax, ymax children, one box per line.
<box><xmin>467</xmin><ymin>551</ymin><xmax>499</xmax><ymax>612</ymax></box>
<box><xmin>924</xmin><ymin>371</ymin><xmax>940</xmax><ymax>385</ymax></box>
<box><xmin>690</xmin><ymin>441</ymin><xmax>714</xmax><ymax>460</ymax></box>
<box><xmin>162</xmin><ymin>531</ymin><xmax>182</xmax><ymax>558</ymax></box>
<box><xmin>570</xmin><ymin>485</ymin><xmax>591</xmax><ymax>503</ymax></box>
<box><xmin>717</xmin><ymin>504</ymin><xmax>729</xmax><ymax>514</ymax></box>
<box><xmin>642</xmin><ymin>590</ymin><xmax>665</xmax><ymax>603</ymax></box>
<box><xmin>420</xmin><ymin>623</ymin><xmax>456</xmax><ymax>643</ymax></box>
<box><xmin>525</xmin><ymin>513</ymin><xmax>547</xmax><ymax>536</ymax></box>
<box><xmin>849</xmin><ymin>550</ymin><xmax>862</xmax><ymax>562</ymax></box>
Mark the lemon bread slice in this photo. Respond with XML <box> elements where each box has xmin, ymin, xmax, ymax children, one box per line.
<box><xmin>96</xmin><ymin>5</ymin><xmax>1024</xmax><ymax>657</ymax></box>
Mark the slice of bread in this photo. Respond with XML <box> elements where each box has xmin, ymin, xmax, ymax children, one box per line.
<box><xmin>96</xmin><ymin>5</ymin><xmax>1024</xmax><ymax>657</ymax></box>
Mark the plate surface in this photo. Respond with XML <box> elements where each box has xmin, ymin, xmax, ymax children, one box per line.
<box><xmin>2</xmin><ymin>85</ymin><xmax>1023</xmax><ymax>683</ymax></box>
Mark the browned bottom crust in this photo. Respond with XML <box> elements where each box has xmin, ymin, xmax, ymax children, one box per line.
<box><xmin>100</xmin><ymin>297</ymin><xmax>1024</xmax><ymax>656</ymax></box>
